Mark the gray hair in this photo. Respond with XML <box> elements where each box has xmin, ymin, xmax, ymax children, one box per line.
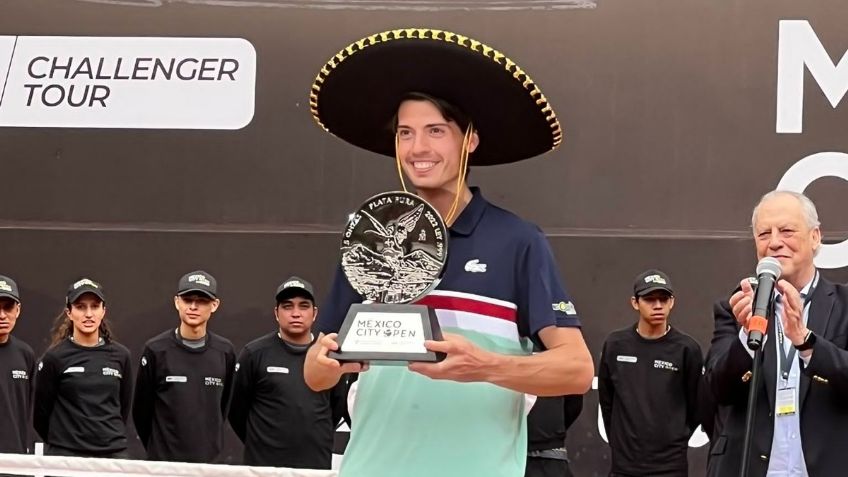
<box><xmin>751</xmin><ymin>190</ymin><xmax>821</xmax><ymax>230</ymax></box>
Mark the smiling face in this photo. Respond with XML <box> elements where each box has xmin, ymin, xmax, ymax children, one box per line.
<box><xmin>66</xmin><ymin>294</ymin><xmax>105</xmax><ymax>340</ymax></box>
<box><xmin>395</xmin><ymin>99</ymin><xmax>478</xmax><ymax>195</ymax></box>
<box><xmin>753</xmin><ymin>193</ymin><xmax>821</xmax><ymax>288</ymax></box>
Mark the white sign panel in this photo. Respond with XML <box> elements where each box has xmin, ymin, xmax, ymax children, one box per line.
<box><xmin>0</xmin><ymin>36</ymin><xmax>255</xmax><ymax>129</ymax></box>
<box><xmin>342</xmin><ymin>312</ymin><xmax>427</xmax><ymax>353</ymax></box>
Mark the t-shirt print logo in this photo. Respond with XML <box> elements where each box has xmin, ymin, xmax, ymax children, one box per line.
<box><xmin>654</xmin><ymin>360</ymin><xmax>679</xmax><ymax>372</ymax></box>
<box><xmin>617</xmin><ymin>355</ymin><xmax>637</xmax><ymax>363</ymax></box>
<box><xmin>63</xmin><ymin>366</ymin><xmax>85</xmax><ymax>374</ymax></box>
<box><xmin>11</xmin><ymin>370</ymin><xmax>28</xmax><ymax>380</ymax></box>
<box><xmin>204</xmin><ymin>377</ymin><xmax>223</xmax><ymax>387</ymax></box>
<box><xmin>464</xmin><ymin>259</ymin><xmax>487</xmax><ymax>273</ymax></box>
<box><xmin>102</xmin><ymin>367</ymin><xmax>122</xmax><ymax>378</ymax></box>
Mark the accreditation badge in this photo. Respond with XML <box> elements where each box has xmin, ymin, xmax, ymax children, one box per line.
<box><xmin>776</xmin><ymin>387</ymin><xmax>797</xmax><ymax>416</ymax></box>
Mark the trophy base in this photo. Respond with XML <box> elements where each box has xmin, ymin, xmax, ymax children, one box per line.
<box><xmin>329</xmin><ymin>303</ymin><xmax>445</xmax><ymax>363</ymax></box>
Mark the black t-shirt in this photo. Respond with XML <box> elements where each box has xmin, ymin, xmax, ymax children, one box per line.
<box><xmin>33</xmin><ymin>338</ymin><xmax>133</xmax><ymax>453</ymax></box>
<box><xmin>0</xmin><ymin>336</ymin><xmax>35</xmax><ymax>453</ymax></box>
<box><xmin>598</xmin><ymin>325</ymin><xmax>703</xmax><ymax>477</ymax></box>
<box><xmin>133</xmin><ymin>329</ymin><xmax>236</xmax><ymax>463</ymax></box>
<box><xmin>229</xmin><ymin>332</ymin><xmax>348</xmax><ymax>468</ymax></box>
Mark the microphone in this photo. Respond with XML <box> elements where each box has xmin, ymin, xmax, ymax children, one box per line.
<box><xmin>747</xmin><ymin>257</ymin><xmax>782</xmax><ymax>350</ymax></box>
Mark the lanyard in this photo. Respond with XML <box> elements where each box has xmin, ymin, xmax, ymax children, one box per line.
<box><xmin>775</xmin><ymin>271</ymin><xmax>818</xmax><ymax>381</ymax></box>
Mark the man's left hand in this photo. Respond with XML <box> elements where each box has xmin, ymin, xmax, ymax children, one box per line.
<box><xmin>408</xmin><ymin>333</ymin><xmax>495</xmax><ymax>382</ymax></box>
<box><xmin>777</xmin><ymin>279</ymin><xmax>809</xmax><ymax>347</ymax></box>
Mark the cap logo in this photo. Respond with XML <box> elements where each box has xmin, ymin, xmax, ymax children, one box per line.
<box><xmin>73</xmin><ymin>278</ymin><xmax>98</xmax><ymax>290</ymax></box>
<box><xmin>644</xmin><ymin>275</ymin><xmax>667</xmax><ymax>285</ymax></box>
<box><xmin>284</xmin><ymin>280</ymin><xmax>305</xmax><ymax>289</ymax></box>
<box><xmin>188</xmin><ymin>274</ymin><xmax>211</xmax><ymax>287</ymax></box>
<box><xmin>0</xmin><ymin>281</ymin><xmax>11</xmax><ymax>292</ymax></box>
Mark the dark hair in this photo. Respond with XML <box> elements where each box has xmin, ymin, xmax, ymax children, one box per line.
<box><xmin>391</xmin><ymin>92</ymin><xmax>472</xmax><ymax>134</ymax></box>
<box><xmin>49</xmin><ymin>298</ymin><xmax>112</xmax><ymax>347</ymax></box>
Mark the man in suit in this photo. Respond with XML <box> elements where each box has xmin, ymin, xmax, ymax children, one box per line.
<box><xmin>705</xmin><ymin>190</ymin><xmax>848</xmax><ymax>477</ymax></box>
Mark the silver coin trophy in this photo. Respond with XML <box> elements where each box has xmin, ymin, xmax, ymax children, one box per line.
<box><xmin>328</xmin><ymin>191</ymin><xmax>447</xmax><ymax>363</ymax></box>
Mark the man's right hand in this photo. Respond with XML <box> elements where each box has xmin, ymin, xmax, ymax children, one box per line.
<box><xmin>729</xmin><ymin>278</ymin><xmax>755</xmax><ymax>329</ymax></box>
<box><xmin>304</xmin><ymin>332</ymin><xmax>368</xmax><ymax>392</ymax></box>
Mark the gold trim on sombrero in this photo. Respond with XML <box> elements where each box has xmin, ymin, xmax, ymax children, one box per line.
<box><xmin>309</xmin><ymin>28</ymin><xmax>563</xmax><ymax>150</ymax></box>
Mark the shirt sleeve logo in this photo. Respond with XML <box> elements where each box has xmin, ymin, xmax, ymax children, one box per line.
<box><xmin>552</xmin><ymin>301</ymin><xmax>577</xmax><ymax>315</ymax></box>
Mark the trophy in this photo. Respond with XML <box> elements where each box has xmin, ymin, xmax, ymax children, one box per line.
<box><xmin>328</xmin><ymin>191</ymin><xmax>448</xmax><ymax>363</ymax></box>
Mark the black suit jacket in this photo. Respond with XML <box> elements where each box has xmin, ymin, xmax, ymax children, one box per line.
<box><xmin>704</xmin><ymin>276</ymin><xmax>848</xmax><ymax>477</ymax></box>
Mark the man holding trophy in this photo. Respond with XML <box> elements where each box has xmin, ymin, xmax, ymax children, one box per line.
<box><xmin>304</xmin><ymin>28</ymin><xmax>594</xmax><ymax>477</ymax></box>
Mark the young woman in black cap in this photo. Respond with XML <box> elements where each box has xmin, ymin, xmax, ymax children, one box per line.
<box><xmin>33</xmin><ymin>278</ymin><xmax>133</xmax><ymax>457</ymax></box>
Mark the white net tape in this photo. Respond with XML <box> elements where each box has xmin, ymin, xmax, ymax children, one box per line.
<box><xmin>0</xmin><ymin>454</ymin><xmax>337</xmax><ymax>477</ymax></box>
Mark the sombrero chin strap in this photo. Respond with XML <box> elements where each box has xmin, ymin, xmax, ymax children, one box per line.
<box><xmin>395</xmin><ymin>133</ymin><xmax>409</xmax><ymax>194</ymax></box>
<box><xmin>394</xmin><ymin>122</ymin><xmax>474</xmax><ymax>227</ymax></box>
<box><xmin>444</xmin><ymin>123</ymin><xmax>473</xmax><ymax>226</ymax></box>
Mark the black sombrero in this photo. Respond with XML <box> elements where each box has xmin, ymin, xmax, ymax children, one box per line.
<box><xmin>309</xmin><ymin>28</ymin><xmax>562</xmax><ymax>166</ymax></box>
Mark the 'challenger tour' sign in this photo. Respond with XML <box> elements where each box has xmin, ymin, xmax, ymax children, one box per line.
<box><xmin>0</xmin><ymin>36</ymin><xmax>256</xmax><ymax>129</ymax></box>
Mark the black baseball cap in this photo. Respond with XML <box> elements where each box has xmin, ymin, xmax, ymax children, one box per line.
<box><xmin>66</xmin><ymin>278</ymin><xmax>106</xmax><ymax>304</ymax></box>
<box><xmin>633</xmin><ymin>269</ymin><xmax>674</xmax><ymax>297</ymax></box>
<box><xmin>0</xmin><ymin>275</ymin><xmax>20</xmax><ymax>303</ymax></box>
<box><xmin>177</xmin><ymin>271</ymin><xmax>218</xmax><ymax>299</ymax></box>
<box><xmin>275</xmin><ymin>276</ymin><xmax>315</xmax><ymax>303</ymax></box>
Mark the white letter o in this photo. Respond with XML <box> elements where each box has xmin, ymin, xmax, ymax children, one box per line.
<box><xmin>777</xmin><ymin>151</ymin><xmax>848</xmax><ymax>269</ymax></box>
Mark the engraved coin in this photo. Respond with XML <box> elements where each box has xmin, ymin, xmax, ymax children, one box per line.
<box><xmin>341</xmin><ymin>191</ymin><xmax>448</xmax><ymax>304</ymax></box>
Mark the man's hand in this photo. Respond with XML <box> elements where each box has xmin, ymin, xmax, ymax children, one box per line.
<box><xmin>304</xmin><ymin>332</ymin><xmax>368</xmax><ymax>392</ymax></box>
<box><xmin>730</xmin><ymin>278</ymin><xmax>755</xmax><ymax>329</ymax></box>
<box><xmin>776</xmin><ymin>280</ymin><xmax>809</xmax><ymax>347</ymax></box>
<box><xmin>407</xmin><ymin>333</ymin><xmax>495</xmax><ymax>382</ymax></box>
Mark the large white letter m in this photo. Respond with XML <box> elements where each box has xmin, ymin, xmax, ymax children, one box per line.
<box><xmin>777</xmin><ymin>20</ymin><xmax>848</xmax><ymax>133</ymax></box>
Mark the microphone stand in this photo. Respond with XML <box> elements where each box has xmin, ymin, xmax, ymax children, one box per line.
<box><xmin>739</xmin><ymin>340</ymin><xmax>764</xmax><ymax>477</ymax></box>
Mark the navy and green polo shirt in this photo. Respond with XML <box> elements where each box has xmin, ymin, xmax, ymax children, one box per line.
<box><xmin>317</xmin><ymin>187</ymin><xmax>581</xmax><ymax>477</ymax></box>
